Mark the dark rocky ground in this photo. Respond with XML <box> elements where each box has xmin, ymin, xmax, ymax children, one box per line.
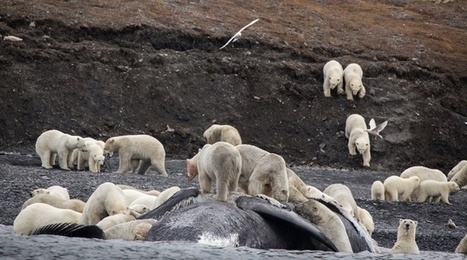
<box><xmin>0</xmin><ymin>0</ymin><xmax>466</xmax><ymax>255</ymax></box>
<box><xmin>0</xmin><ymin>151</ymin><xmax>466</xmax><ymax>254</ymax></box>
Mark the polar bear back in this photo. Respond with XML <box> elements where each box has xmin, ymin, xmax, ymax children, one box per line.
<box><xmin>383</xmin><ymin>176</ymin><xmax>420</xmax><ymax>201</ymax></box>
<box><xmin>345</xmin><ymin>114</ymin><xmax>367</xmax><ymax>138</ymax></box>
<box><xmin>235</xmin><ymin>144</ymin><xmax>270</xmax><ymax>183</ymax></box>
<box><xmin>448</xmin><ymin>160</ymin><xmax>467</xmax><ymax>180</ymax></box>
<box><xmin>323</xmin><ymin>60</ymin><xmax>344</xmax><ymax>77</ymax></box>
<box><xmin>400</xmin><ymin>166</ymin><xmax>447</xmax><ymax>182</ymax></box>
<box><xmin>203</xmin><ymin>124</ymin><xmax>242</xmax><ymax>146</ymax></box>
<box><xmin>371</xmin><ymin>181</ymin><xmax>385</xmax><ymax>200</ymax></box>
<box><xmin>105</xmin><ymin>135</ymin><xmax>165</xmax><ymax>158</ymax></box>
<box><xmin>14</xmin><ymin>203</ymin><xmax>81</xmax><ymax>235</ymax></box>
<box><xmin>323</xmin><ymin>184</ymin><xmax>359</xmax><ymax>217</ymax></box>
<box><xmin>22</xmin><ymin>194</ymin><xmax>85</xmax><ymax>212</ymax></box>
<box><xmin>343</xmin><ymin>63</ymin><xmax>363</xmax><ymax>81</ymax></box>
<box><xmin>451</xmin><ymin>164</ymin><xmax>467</xmax><ymax>188</ymax></box>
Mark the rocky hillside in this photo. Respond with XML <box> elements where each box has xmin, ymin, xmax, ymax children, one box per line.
<box><xmin>0</xmin><ymin>0</ymin><xmax>466</xmax><ymax>172</ymax></box>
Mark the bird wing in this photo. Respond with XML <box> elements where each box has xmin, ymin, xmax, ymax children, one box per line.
<box><xmin>219</xmin><ymin>18</ymin><xmax>260</xmax><ymax>50</ymax></box>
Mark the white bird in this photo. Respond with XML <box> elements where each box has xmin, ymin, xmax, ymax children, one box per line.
<box><xmin>219</xmin><ymin>18</ymin><xmax>259</xmax><ymax>50</ymax></box>
<box><xmin>366</xmin><ymin>118</ymin><xmax>388</xmax><ymax>139</ymax></box>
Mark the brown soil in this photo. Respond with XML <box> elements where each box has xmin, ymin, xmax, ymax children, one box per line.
<box><xmin>0</xmin><ymin>0</ymin><xmax>466</xmax><ymax>255</ymax></box>
<box><xmin>0</xmin><ymin>0</ymin><xmax>466</xmax><ymax>172</ymax></box>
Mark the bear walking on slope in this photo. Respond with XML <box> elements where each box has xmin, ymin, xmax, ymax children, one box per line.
<box><xmin>343</xmin><ymin>63</ymin><xmax>366</xmax><ymax>101</ymax></box>
<box><xmin>322</xmin><ymin>60</ymin><xmax>344</xmax><ymax>97</ymax></box>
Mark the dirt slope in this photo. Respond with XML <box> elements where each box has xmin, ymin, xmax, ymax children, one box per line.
<box><xmin>0</xmin><ymin>0</ymin><xmax>466</xmax><ymax>172</ymax></box>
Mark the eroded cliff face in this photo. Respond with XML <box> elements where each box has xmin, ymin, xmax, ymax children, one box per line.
<box><xmin>0</xmin><ymin>0</ymin><xmax>466</xmax><ymax>172</ymax></box>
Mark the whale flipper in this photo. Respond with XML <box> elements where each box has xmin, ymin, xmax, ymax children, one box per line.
<box><xmin>30</xmin><ymin>222</ymin><xmax>104</xmax><ymax>239</ymax></box>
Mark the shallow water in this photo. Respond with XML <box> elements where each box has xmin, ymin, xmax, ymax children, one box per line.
<box><xmin>0</xmin><ymin>225</ymin><xmax>463</xmax><ymax>260</ymax></box>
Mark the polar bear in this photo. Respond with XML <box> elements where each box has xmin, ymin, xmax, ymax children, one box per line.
<box><xmin>128</xmin><ymin>204</ymin><xmax>151</xmax><ymax>217</ymax></box>
<box><xmin>389</xmin><ymin>219</ymin><xmax>419</xmax><ymax>254</ymax></box>
<box><xmin>455</xmin><ymin>234</ymin><xmax>467</xmax><ymax>254</ymax></box>
<box><xmin>79</xmin><ymin>182</ymin><xmax>129</xmax><ymax>225</ymax></box>
<box><xmin>322</xmin><ymin>60</ymin><xmax>344</xmax><ymax>97</ymax></box>
<box><xmin>345</xmin><ymin>114</ymin><xmax>371</xmax><ymax>167</ymax></box>
<box><xmin>104</xmin><ymin>134</ymin><xmax>167</xmax><ymax>176</ymax></box>
<box><xmin>203</xmin><ymin>124</ymin><xmax>242</xmax><ymax>146</ymax></box>
<box><xmin>122</xmin><ymin>189</ymin><xmax>153</xmax><ymax>206</ymax></box>
<box><xmin>356</xmin><ymin>207</ymin><xmax>374</xmax><ymax>237</ymax></box>
<box><xmin>323</xmin><ymin>183</ymin><xmax>359</xmax><ymax>217</ymax></box>
<box><xmin>117</xmin><ymin>184</ymin><xmax>161</xmax><ymax>196</ymax></box>
<box><xmin>371</xmin><ymin>181</ymin><xmax>385</xmax><ymax>200</ymax></box>
<box><xmin>187</xmin><ymin>142</ymin><xmax>242</xmax><ymax>201</ymax></box>
<box><xmin>31</xmin><ymin>185</ymin><xmax>70</xmax><ymax>200</ymax></box>
<box><xmin>296</xmin><ymin>199</ymin><xmax>353</xmax><ymax>252</ymax></box>
<box><xmin>129</xmin><ymin>195</ymin><xmax>158</xmax><ymax>210</ymax></box>
<box><xmin>104</xmin><ymin>219</ymin><xmax>157</xmax><ymax>240</ymax></box>
<box><xmin>154</xmin><ymin>186</ymin><xmax>181</xmax><ymax>208</ymax></box>
<box><xmin>383</xmin><ymin>176</ymin><xmax>420</xmax><ymax>202</ymax></box>
<box><xmin>417</xmin><ymin>180</ymin><xmax>460</xmax><ymax>204</ymax></box>
<box><xmin>22</xmin><ymin>194</ymin><xmax>86</xmax><ymax>213</ymax></box>
<box><xmin>286</xmin><ymin>168</ymin><xmax>313</xmax><ymax>203</ymax></box>
<box><xmin>400</xmin><ymin>165</ymin><xmax>448</xmax><ymax>200</ymax></box>
<box><xmin>235</xmin><ymin>144</ymin><xmax>289</xmax><ymax>203</ymax></box>
<box><xmin>451</xmin><ymin>164</ymin><xmax>467</xmax><ymax>189</ymax></box>
<box><xmin>35</xmin><ymin>129</ymin><xmax>87</xmax><ymax>170</ymax></box>
<box><xmin>343</xmin><ymin>63</ymin><xmax>366</xmax><ymax>101</ymax></box>
<box><xmin>448</xmin><ymin>160</ymin><xmax>467</xmax><ymax>180</ymax></box>
<box><xmin>96</xmin><ymin>212</ymin><xmax>136</xmax><ymax>230</ymax></box>
<box><xmin>69</xmin><ymin>137</ymin><xmax>105</xmax><ymax>170</ymax></box>
<box><xmin>14</xmin><ymin>203</ymin><xmax>81</xmax><ymax>235</ymax></box>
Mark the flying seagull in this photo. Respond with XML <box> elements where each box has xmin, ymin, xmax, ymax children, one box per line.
<box><xmin>366</xmin><ymin>118</ymin><xmax>388</xmax><ymax>139</ymax></box>
<box><xmin>219</xmin><ymin>18</ymin><xmax>260</xmax><ymax>50</ymax></box>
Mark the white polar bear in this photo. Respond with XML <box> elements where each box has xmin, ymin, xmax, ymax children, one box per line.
<box><xmin>154</xmin><ymin>186</ymin><xmax>181</xmax><ymax>208</ymax></box>
<box><xmin>14</xmin><ymin>203</ymin><xmax>81</xmax><ymax>235</ymax></box>
<box><xmin>122</xmin><ymin>189</ymin><xmax>154</xmax><ymax>206</ymax></box>
<box><xmin>296</xmin><ymin>199</ymin><xmax>353</xmax><ymax>253</ymax></box>
<box><xmin>235</xmin><ymin>144</ymin><xmax>289</xmax><ymax>203</ymax></box>
<box><xmin>128</xmin><ymin>204</ymin><xmax>151</xmax><ymax>218</ymax></box>
<box><xmin>104</xmin><ymin>219</ymin><xmax>157</xmax><ymax>240</ymax></box>
<box><xmin>371</xmin><ymin>181</ymin><xmax>385</xmax><ymax>200</ymax></box>
<box><xmin>203</xmin><ymin>124</ymin><xmax>242</xmax><ymax>146</ymax></box>
<box><xmin>22</xmin><ymin>194</ymin><xmax>86</xmax><ymax>213</ymax></box>
<box><xmin>79</xmin><ymin>182</ymin><xmax>129</xmax><ymax>225</ymax></box>
<box><xmin>343</xmin><ymin>63</ymin><xmax>366</xmax><ymax>101</ymax></box>
<box><xmin>451</xmin><ymin>164</ymin><xmax>467</xmax><ymax>189</ymax></box>
<box><xmin>356</xmin><ymin>207</ymin><xmax>374</xmax><ymax>237</ymax></box>
<box><xmin>71</xmin><ymin>140</ymin><xmax>105</xmax><ymax>173</ymax></box>
<box><xmin>104</xmin><ymin>134</ymin><xmax>167</xmax><ymax>176</ymax></box>
<box><xmin>117</xmin><ymin>184</ymin><xmax>161</xmax><ymax>196</ymax></box>
<box><xmin>323</xmin><ymin>183</ymin><xmax>359</xmax><ymax>217</ymax></box>
<box><xmin>345</xmin><ymin>114</ymin><xmax>371</xmax><ymax>167</ymax></box>
<box><xmin>96</xmin><ymin>212</ymin><xmax>136</xmax><ymax>231</ymax></box>
<box><xmin>35</xmin><ymin>129</ymin><xmax>87</xmax><ymax>170</ymax></box>
<box><xmin>322</xmin><ymin>60</ymin><xmax>344</xmax><ymax>97</ymax></box>
<box><xmin>417</xmin><ymin>180</ymin><xmax>460</xmax><ymax>204</ymax></box>
<box><xmin>400</xmin><ymin>165</ymin><xmax>448</xmax><ymax>200</ymax></box>
<box><xmin>455</xmin><ymin>234</ymin><xmax>467</xmax><ymax>254</ymax></box>
<box><xmin>286</xmin><ymin>168</ymin><xmax>313</xmax><ymax>203</ymax></box>
<box><xmin>129</xmin><ymin>195</ymin><xmax>158</xmax><ymax>210</ymax></box>
<box><xmin>305</xmin><ymin>185</ymin><xmax>339</xmax><ymax>204</ymax></box>
<box><xmin>187</xmin><ymin>142</ymin><xmax>242</xmax><ymax>202</ymax></box>
<box><xmin>389</xmin><ymin>219</ymin><xmax>420</xmax><ymax>254</ymax></box>
<box><xmin>31</xmin><ymin>185</ymin><xmax>70</xmax><ymax>200</ymax></box>
<box><xmin>448</xmin><ymin>160</ymin><xmax>467</xmax><ymax>180</ymax></box>
<box><xmin>383</xmin><ymin>176</ymin><xmax>420</xmax><ymax>202</ymax></box>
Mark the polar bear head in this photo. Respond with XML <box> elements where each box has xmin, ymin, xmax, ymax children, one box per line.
<box><xmin>448</xmin><ymin>181</ymin><xmax>460</xmax><ymax>193</ymax></box>
<box><xmin>350</xmin><ymin>80</ymin><xmax>363</xmax><ymax>95</ymax></box>
<box><xmin>328</xmin><ymin>72</ymin><xmax>342</xmax><ymax>89</ymax></box>
<box><xmin>71</xmin><ymin>137</ymin><xmax>87</xmax><ymax>152</ymax></box>
<box><xmin>398</xmin><ymin>219</ymin><xmax>418</xmax><ymax>239</ymax></box>
<box><xmin>31</xmin><ymin>188</ymin><xmax>50</xmax><ymax>197</ymax></box>
<box><xmin>104</xmin><ymin>138</ymin><xmax>117</xmax><ymax>156</ymax></box>
<box><xmin>355</xmin><ymin>136</ymin><xmax>369</xmax><ymax>154</ymax></box>
<box><xmin>186</xmin><ymin>158</ymin><xmax>199</xmax><ymax>181</ymax></box>
<box><xmin>93</xmin><ymin>154</ymin><xmax>106</xmax><ymax>166</ymax></box>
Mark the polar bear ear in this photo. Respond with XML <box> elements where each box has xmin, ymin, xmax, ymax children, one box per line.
<box><xmin>399</xmin><ymin>219</ymin><xmax>403</xmax><ymax>223</ymax></box>
<box><xmin>414</xmin><ymin>221</ymin><xmax>418</xmax><ymax>225</ymax></box>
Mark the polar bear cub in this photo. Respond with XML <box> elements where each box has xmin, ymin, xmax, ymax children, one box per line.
<box><xmin>389</xmin><ymin>219</ymin><xmax>419</xmax><ymax>254</ymax></box>
<box><xmin>35</xmin><ymin>129</ymin><xmax>87</xmax><ymax>170</ymax></box>
<box><xmin>343</xmin><ymin>63</ymin><xmax>366</xmax><ymax>101</ymax></box>
<box><xmin>345</xmin><ymin>114</ymin><xmax>371</xmax><ymax>167</ymax></box>
<box><xmin>383</xmin><ymin>176</ymin><xmax>420</xmax><ymax>202</ymax></box>
<box><xmin>323</xmin><ymin>183</ymin><xmax>359</xmax><ymax>217</ymax></box>
<box><xmin>104</xmin><ymin>134</ymin><xmax>167</xmax><ymax>176</ymax></box>
<box><xmin>417</xmin><ymin>180</ymin><xmax>459</xmax><ymax>204</ymax></box>
<box><xmin>371</xmin><ymin>181</ymin><xmax>385</xmax><ymax>200</ymax></box>
<box><xmin>187</xmin><ymin>142</ymin><xmax>242</xmax><ymax>202</ymax></box>
<box><xmin>14</xmin><ymin>203</ymin><xmax>81</xmax><ymax>235</ymax></box>
<box><xmin>322</xmin><ymin>60</ymin><xmax>344</xmax><ymax>97</ymax></box>
<box><xmin>22</xmin><ymin>194</ymin><xmax>86</xmax><ymax>213</ymax></box>
<box><xmin>203</xmin><ymin>124</ymin><xmax>242</xmax><ymax>146</ymax></box>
